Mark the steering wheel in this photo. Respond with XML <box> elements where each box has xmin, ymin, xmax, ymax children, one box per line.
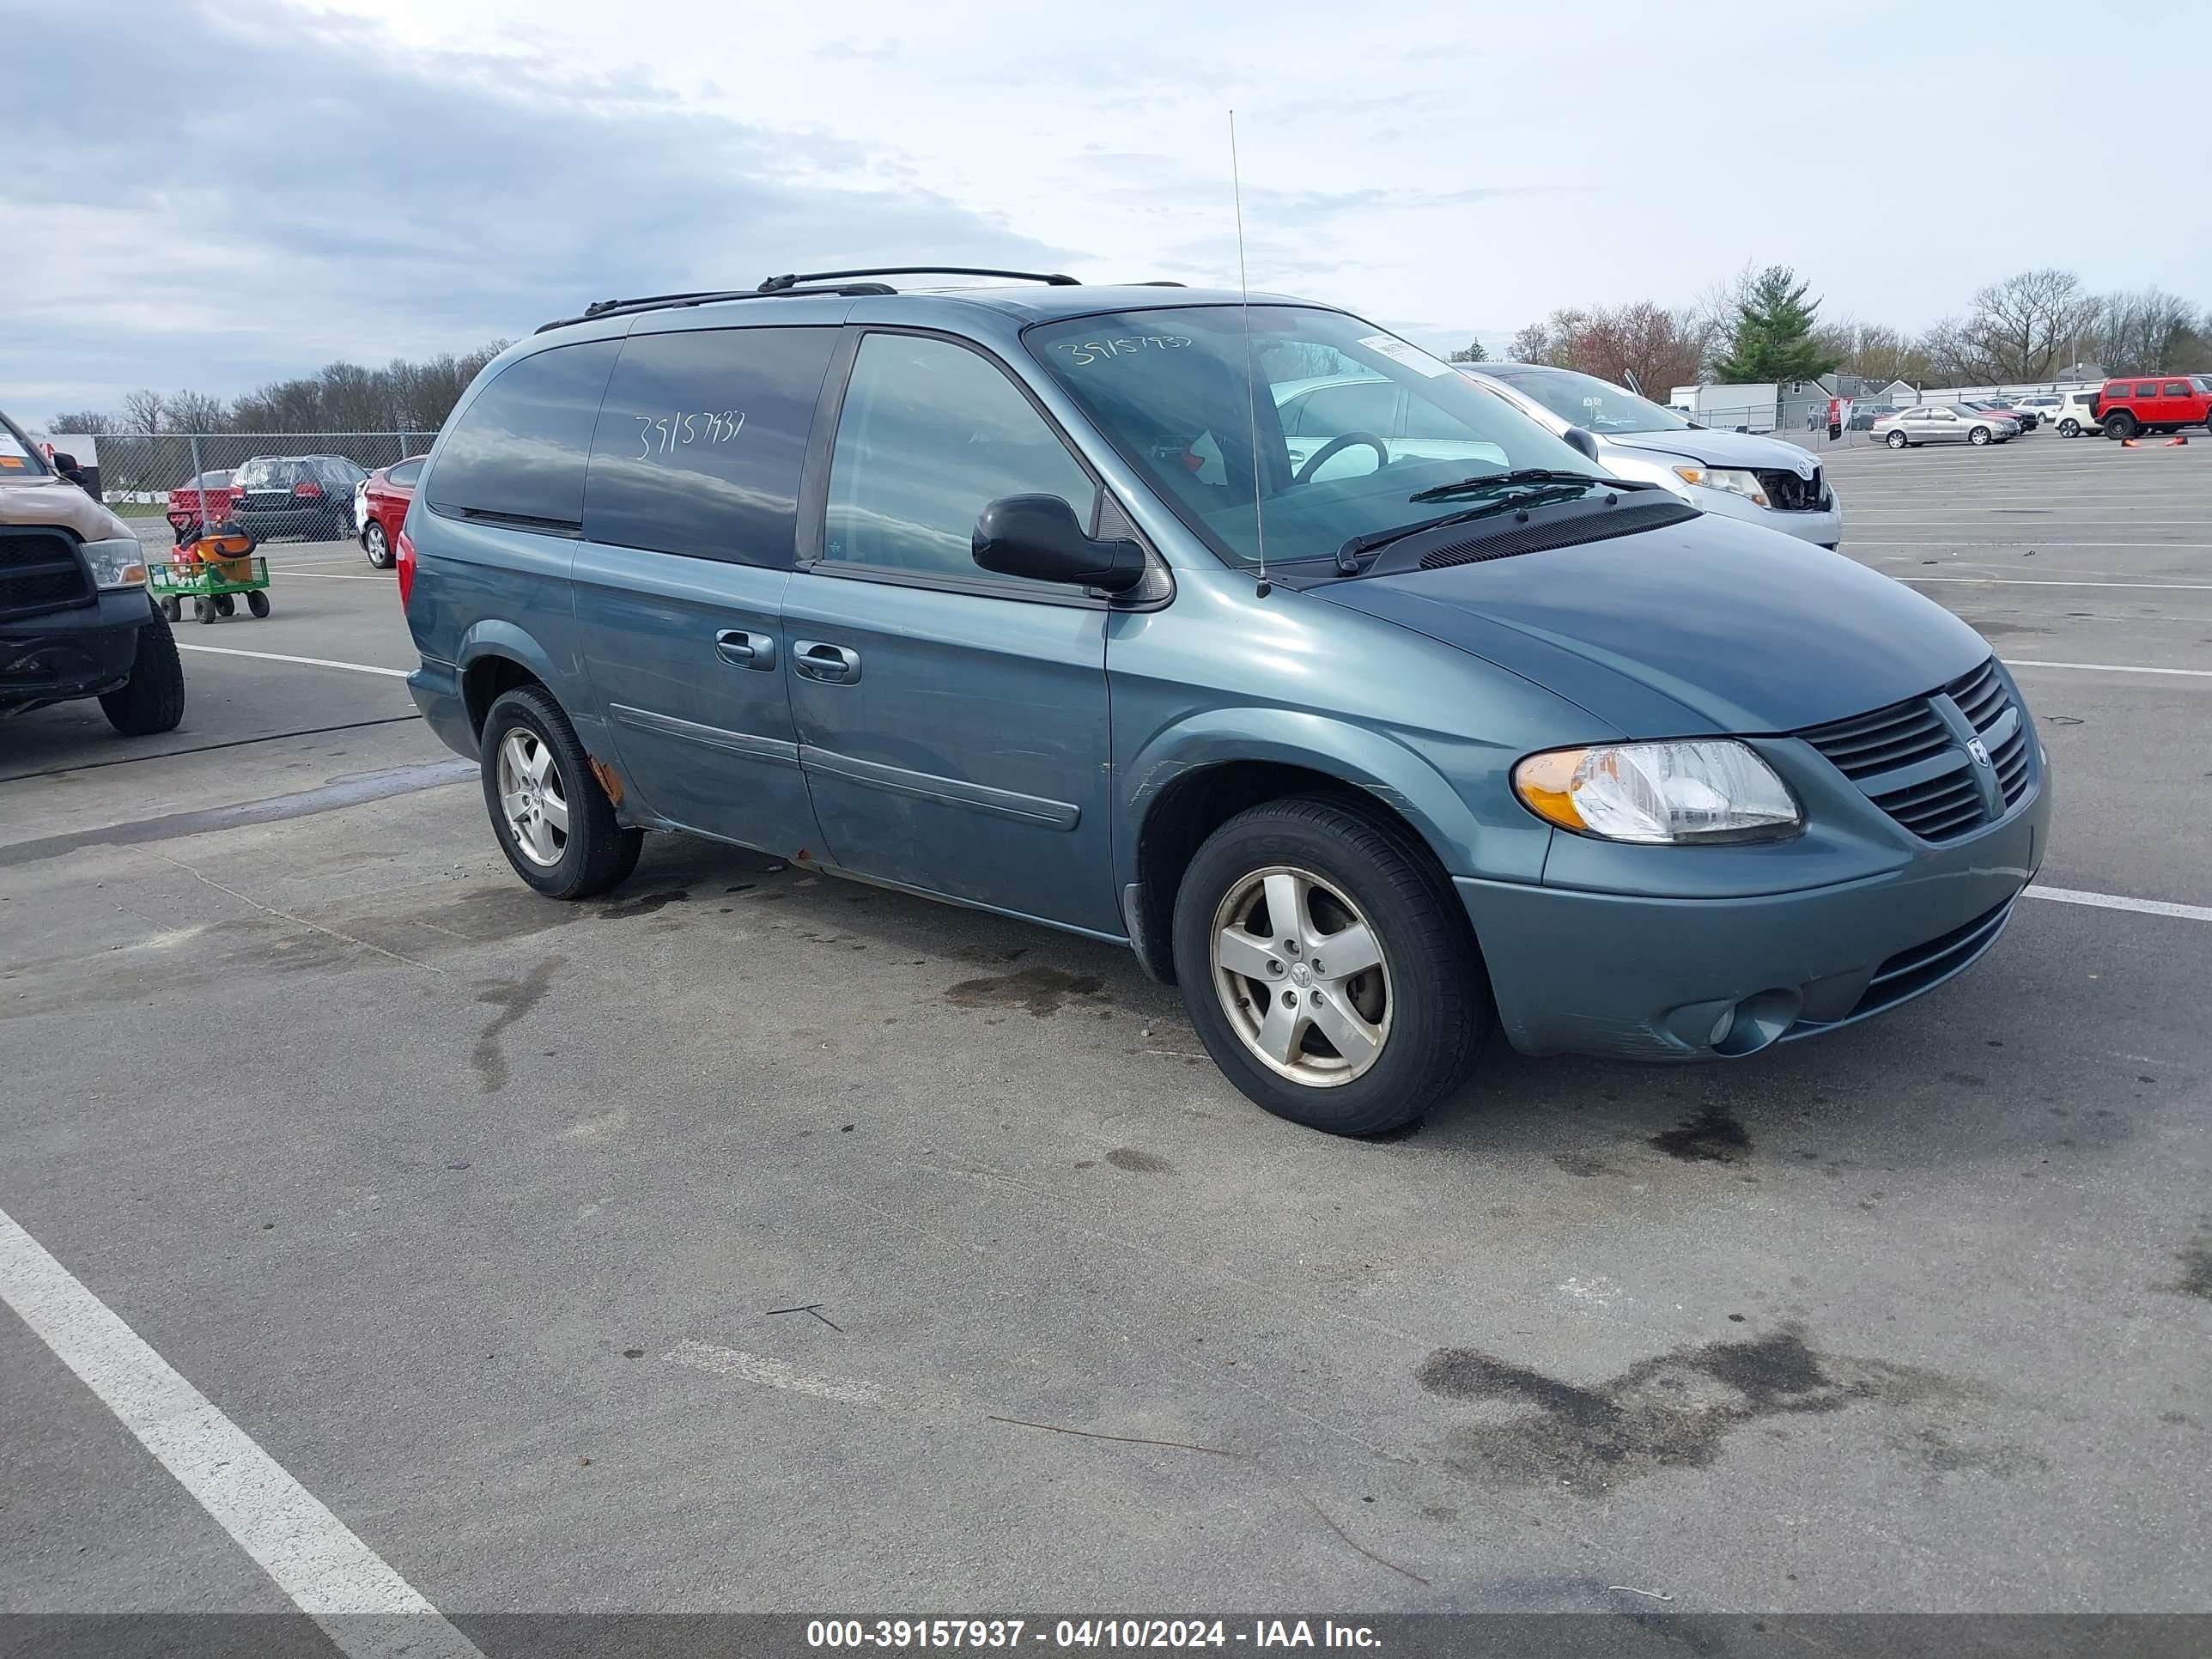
<box><xmin>1293</xmin><ymin>430</ymin><xmax>1389</xmax><ymax>484</ymax></box>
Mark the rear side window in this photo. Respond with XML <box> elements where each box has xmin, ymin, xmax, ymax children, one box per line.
<box><xmin>822</xmin><ymin>332</ymin><xmax>1097</xmax><ymax>585</ymax></box>
<box><xmin>584</xmin><ymin>326</ymin><xmax>837</xmax><ymax>564</ymax></box>
<box><xmin>387</xmin><ymin>459</ymin><xmax>423</xmax><ymax>488</ymax></box>
<box><xmin>2136</xmin><ymin>382</ymin><xmax>2160</xmax><ymax>398</ymax></box>
<box><xmin>427</xmin><ymin>341</ymin><xmax>620</xmax><ymax>531</ymax></box>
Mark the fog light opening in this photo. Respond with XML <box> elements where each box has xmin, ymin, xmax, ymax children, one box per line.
<box><xmin>1710</xmin><ymin>988</ymin><xmax>1802</xmax><ymax>1057</ymax></box>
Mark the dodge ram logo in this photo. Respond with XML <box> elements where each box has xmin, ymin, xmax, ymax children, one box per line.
<box><xmin>1966</xmin><ymin>736</ymin><xmax>1991</xmax><ymax>766</ymax></box>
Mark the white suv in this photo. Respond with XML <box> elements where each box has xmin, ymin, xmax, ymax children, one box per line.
<box><xmin>2052</xmin><ymin>391</ymin><xmax>2104</xmax><ymax>437</ymax></box>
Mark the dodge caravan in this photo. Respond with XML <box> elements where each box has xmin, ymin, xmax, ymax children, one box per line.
<box><xmin>401</xmin><ymin>268</ymin><xmax>2049</xmax><ymax>1136</ymax></box>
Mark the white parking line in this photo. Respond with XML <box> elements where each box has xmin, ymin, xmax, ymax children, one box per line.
<box><xmin>665</xmin><ymin>1340</ymin><xmax>884</xmax><ymax>1405</ymax></box>
<box><xmin>1901</xmin><ymin>577</ymin><xmax>2212</xmax><ymax>592</ymax></box>
<box><xmin>0</xmin><ymin>1206</ymin><xmax>484</xmax><ymax>1659</ymax></box>
<box><xmin>2005</xmin><ymin>659</ymin><xmax>2212</xmax><ymax>678</ymax></box>
<box><xmin>264</xmin><ymin>569</ymin><xmax>394</xmax><ymax>581</ymax></box>
<box><xmin>176</xmin><ymin>644</ymin><xmax>410</xmax><ymax>678</ymax></box>
<box><xmin>2028</xmin><ymin>886</ymin><xmax>2212</xmax><ymax>923</ymax></box>
<box><xmin>1860</xmin><ymin>542</ymin><xmax>2212</xmax><ymax>550</ymax></box>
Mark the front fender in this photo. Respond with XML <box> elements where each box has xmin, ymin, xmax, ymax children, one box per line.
<box><xmin>1118</xmin><ymin>706</ymin><xmax>1552</xmax><ymax>891</ymax></box>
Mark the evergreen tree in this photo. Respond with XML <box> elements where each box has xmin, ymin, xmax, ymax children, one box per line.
<box><xmin>1712</xmin><ymin>266</ymin><xmax>1838</xmax><ymax>383</ymax></box>
<box><xmin>1447</xmin><ymin>339</ymin><xmax>1488</xmax><ymax>362</ymax></box>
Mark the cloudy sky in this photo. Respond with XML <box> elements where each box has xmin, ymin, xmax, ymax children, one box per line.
<box><xmin>9</xmin><ymin>0</ymin><xmax>2206</xmax><ymax>418</ymax></box>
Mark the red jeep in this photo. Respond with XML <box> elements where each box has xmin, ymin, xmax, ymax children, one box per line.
<box><xmin>2094</xmin><ymin>374</ymin><xmax>2212</xmax><ymax>440</ymax></box>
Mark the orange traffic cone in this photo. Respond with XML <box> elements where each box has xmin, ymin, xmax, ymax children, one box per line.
<box><xmin>2120</xmin><ymin>437</ymin><xmax>2140</xmax><ymax>447</ymax></box>
<box><xmin>2166</xmin><ymin>434</ymin><xmax>2189</xmax><ymax>446</ymax></box>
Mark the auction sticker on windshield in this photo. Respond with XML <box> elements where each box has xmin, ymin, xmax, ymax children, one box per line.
<box><xmin>1358</xmin><ymin>334</ymin><xmax>1454</xmax><ymax>377</ymax></box>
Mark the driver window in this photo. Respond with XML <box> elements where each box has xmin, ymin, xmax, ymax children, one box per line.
<box><xmin>823</xmin><ymin>333</ymin><xmax>1097</xmax><ymax>585</ymax></box>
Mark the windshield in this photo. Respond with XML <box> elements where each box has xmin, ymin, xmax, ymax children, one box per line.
<box><xmin>1025</xmin><ymin>306</ymin><xmax>1599</xmax><ymax>567</ymax></box>
<box><xmin>1482</xmin><ymin>366</ymin><xmax>1694</xmax><ymax>434</ymax></box>
<box><xmin>236</xmin><ymin>459</ymin><xmax>309</xmax><ymax>489</ymax></box>
<box><xmin>0</xmin><ymin>410</ymin><xmax>51</xmax><ymax>477</ymax></box>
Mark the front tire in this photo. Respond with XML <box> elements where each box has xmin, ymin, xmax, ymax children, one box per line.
<box><xmin>478</xmin><ymin>685</ymin><xmax>643</xmax><ymax>900</ymax></box>
<box><xmin>99</xmin><ymin>608</ymin><xmax>185</xmax><ymax>736</ymax></box>
<box><xmin>363</xmin><ymin>520</ymin><xmax>393</xmax><ymax>568</ymax></box>
<box><xmin>2058</xmin><ymin>418</ymin><xmax>2080</xmax><ymax>436</ymax></box>
<box><xmin>1969</xmin><ymin>425</ymin><xmax>1990</xmax><ymax>446</ymax></box>
<box><xmin>1887</xmin><ymin>429</ymin><xmax>1908</xmax><ymax>449</ymax></box>
<box><xmin>1170</xmin><ymin>797</ymin><xmax>1488</xmax><ymax>1136</ymax></box>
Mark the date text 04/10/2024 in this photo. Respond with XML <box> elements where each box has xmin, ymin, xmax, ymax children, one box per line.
<box><xmin>805</xmin><ymin>1621</ymin><xmax>1382</xmax><ymax>1650</ymax></box>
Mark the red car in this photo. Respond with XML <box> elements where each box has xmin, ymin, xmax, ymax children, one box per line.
<box><xmin>357</xmin><ymin>454</ymin><xmax>425</xmax><ymax>568</ymax></box>
<box><xmin>2094</xmin><ymin>375</ymin><xmax>2212</xmax><ymax>440</ymax></box>
<box><xmin>167</xmin><ymin>468</ymin><xmax>239</xmax><ymax>524</ymax></box>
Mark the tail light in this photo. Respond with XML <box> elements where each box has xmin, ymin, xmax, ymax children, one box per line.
<box><xmin>294</xmin><ymin>480</ymin><xmax>324</xmax><ymax>498</ymax></box>
<box><xmin>395</xmin><ymin>524</ymin><xmax>416</xmax><ymax>608</ymax></box>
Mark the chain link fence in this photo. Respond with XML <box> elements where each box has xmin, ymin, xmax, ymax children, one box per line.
<box><xmin>88</xmin><ymin>432</ymin><xmax>434</xmax><ymax>533</ymax></box>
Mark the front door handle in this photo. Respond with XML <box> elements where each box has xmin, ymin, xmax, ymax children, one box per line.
<box><xmin>793</xmin><ymin>640</ymin><xmax>861</xmax><ymax>684</ymax></box>
<box><xmin>715</xmin><ymin>629</ymin><xmax>777</xmax><ymax>671</ymax></box>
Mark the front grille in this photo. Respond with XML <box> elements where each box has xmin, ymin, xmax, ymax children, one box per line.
<box><xmin>0</xmin><ymin>528</ymin><xmax>96</xmax><ymax>620</ymax></box>
<box><xmin>1796</xmin><ymin>656</ymin><xmax>2033</xmax><ymax>841</ymax></box>
<box><xmin>1753</xmin><ymin>465</ymin><xmax>1826</xmax><ymax>511</ymax></box>
<box><xmin>1416</xmin><ymin>499</ymin><xmax>1700</xmax><ymax>569</ymax></box>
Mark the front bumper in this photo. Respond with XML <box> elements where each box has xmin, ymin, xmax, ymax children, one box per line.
<box><xmin>1691</xmin><ymin>485</ymin><xmax>1844</xmax><ymax>548</ymax></box>
<box><xmin>1</xmin><ymin>589</ymin><xmax>155</xmax><ymax>712</ymax></box>
<box><xmin>1457</xmin><ymin>775</ymin><xmax>2050</xmax><ymax>1060</ymax></box>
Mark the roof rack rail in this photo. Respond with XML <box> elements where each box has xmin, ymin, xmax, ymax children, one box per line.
<box><xmin>534</xmin><ymin>282</ymin><xmax>893</xmax><ymax>333</ymax></box>
<box><xmin>755</xmin><ymin>266</ymin><xmax>1079</xmax><ymax>292</ymax></box>
<box><xmin>1130</xmin><ymin>280</ymin><xmax>1188</xmax><ymax>287</ymax></box>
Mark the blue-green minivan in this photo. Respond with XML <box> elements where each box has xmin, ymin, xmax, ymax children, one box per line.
<box><xmin>401</xmin><ymin>269</ymin><xmax>2049</xmax><ymax>1134</ymax></box>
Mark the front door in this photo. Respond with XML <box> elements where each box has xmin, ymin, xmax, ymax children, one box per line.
<box><xmin>571</xmin><ymin>323</ymin><xmax>840</xmax><ymax>856</ymax></box>
<box><xmin>781</xmin><ymin>330</ymin><xmax>1121</xmax><ymax>936</ymax></box>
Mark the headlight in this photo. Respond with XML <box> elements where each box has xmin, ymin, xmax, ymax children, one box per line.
<box><xmin>79</xmin><ymin>536</ymin><xmax>149</xmax><ymax>591</ymax></box>
<box><xmin>1589</xmin><ymin>452</ymin><xmax>1694</xmax><ymax>501</ymax></box>
<box><xmin>1673</xmin><ymin>465</ymin><xmax>1769</xmax><ymax>507</ymax></box>
<box><xmin>1513</xmin><ymin>740</ymin><xmax>1802</xmax><ymax>844</ymax></box>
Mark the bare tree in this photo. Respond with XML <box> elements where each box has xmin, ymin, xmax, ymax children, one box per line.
<box><xmin>2091</xmin><ymin>288</ymin><xmax>2206</xmax><ymax>374</ymax></box>
<box><xmin>1508</xmin><ymin>303</ymin><xmax>1709</xmax><ymax>397</ymax></box>
<box><xmin>1813</xmin><ymin>320</ymin><xmax>1930</xmax><ymax>386</ymax></box>
<box><xmin>120</xmin><ymin>390</ymin><xmax>167</xmax><ymax>435</ymax></box>
<box><xmin>1960</xmin><ymin>269</ymin><xmax>2100</xmax><ymax>381</ymax></box>
<box><xmin>47</xmin><ymin>410</ymin><xmax>118</xmax><ymax>435</ymax></box>
<box><xmin>163</xmin><ymin>389</ymin><xmax>231</xmax><ymax>433</ymax></box>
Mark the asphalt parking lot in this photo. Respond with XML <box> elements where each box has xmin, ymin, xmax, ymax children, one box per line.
<box><xmin>4</xmin><ymin>439</ymin><xmax>2209</xmax><ymax>1634</ymax></box>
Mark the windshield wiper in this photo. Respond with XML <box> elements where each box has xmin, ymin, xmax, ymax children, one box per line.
<box><xmin>1406</xmin><ymin>468</ymin><xmax>1635</xmax><ymax>504</ymax></box>
<box><xmin>1333</xmin><ymin>481</ymin><xmax>1601</xmax><ymax>572</ymax></box>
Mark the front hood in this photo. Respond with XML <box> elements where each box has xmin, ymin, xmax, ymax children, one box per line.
<box><xmin>0</xmin><ymin>473</ymin><xmax>134</xmax><ymax>541</ymax></box>
<box><xmin>1602</xmin><ymin>426</ymin><xmax>1826</xmax><ymax>473</ymax></box>
<box><xmin>1314</xmin><ymin>511</ymin><xmax>1990</xmax><ymax>736</ymax></box>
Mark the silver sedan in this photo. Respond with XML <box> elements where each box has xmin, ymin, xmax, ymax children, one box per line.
<box><xmin>1871</xmin><ymin>404</ymin><xmax>2017</xmax><ymax>448</ymax></box>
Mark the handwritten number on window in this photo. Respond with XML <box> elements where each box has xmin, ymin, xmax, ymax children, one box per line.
<box><xmin>634</xmin><ymin>410</ymin><xmax>746</xmax><ymax>460</ymax></box>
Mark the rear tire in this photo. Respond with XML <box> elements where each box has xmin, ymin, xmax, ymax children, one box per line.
<box><xmin>479</xmin><ymin>684</ymin><xmax>643</xmax><ymax>900</ymax></box>
<box><xmin>1887</xmin><ymin>429</ymin><xmax>1907</xmax><ymax>449</ymax></box>
<box><xmin>2105</xmin><ymin>410</ymin><xmax>2138</xmax><ymax>440</ymax></box>
<box><xmin>363</xmin><ymin>520</ymin><xmax>393</xmax><ymax>569</ymax></box>
<box><xmin>98</xmin><ymin>608</ymin><xmax>186</xmax><ymax>736</ymax></box>
<box><xmin>246</xmin><ymin>589</ymin><xmax>270</xmax><ymax>618</ymax></box>
<box><xmin>1170</xmin><ymin>796</ymin><xmax>1488</xmax><ymax>1136</ymax></box>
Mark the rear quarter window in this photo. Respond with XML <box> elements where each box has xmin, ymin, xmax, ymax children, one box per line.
<box><xmin>583</xmin><ymin>325</ymin><xmax>838</xmax><ymax>564</ymax></box>
<box><xmin>426</xmin><ymin>341</ymin><xmax>622</xmax><ymax>530</ymax></box>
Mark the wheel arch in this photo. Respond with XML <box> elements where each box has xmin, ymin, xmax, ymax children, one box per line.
<box><xmin>1121</xmin><ymin>713</ymin><xmax>1507</xmax><ymax>986</ymax></box>
<box><xmin>457</xmin><ymin>623</ymin><xmax>562</xmax><ymax>738</ymax></box>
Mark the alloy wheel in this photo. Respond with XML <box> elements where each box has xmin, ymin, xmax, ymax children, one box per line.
<box><xmin>495</xmin><ymin>726</ymin><xmax>570</xmax><ymax>867</ymax></box>
<box><xmin>1210</xmin><ymin>866</ymin><xmax>1392</xmax><ymax>1087</ymax></box>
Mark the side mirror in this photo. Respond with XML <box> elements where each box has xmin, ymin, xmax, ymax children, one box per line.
<box><xmin>1561</xmin><ymin>426</ymin><xmax>1600</xmax><ymax>462</ymax></box>
<box><xmin>52</xmin><ymin>452</ymin><xmax>81</xmax><ymax>472</ymax></box>
<box><xmin>973</xmin><ymin>495</ymin><xmax>1146</xmax><ymax>594</ymax></box>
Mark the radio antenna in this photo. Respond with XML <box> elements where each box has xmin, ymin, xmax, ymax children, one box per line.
<box><xmin>1230</xmin><ymin>108</ymin><xmax>1269</xmax><ymax>597</ymax></box>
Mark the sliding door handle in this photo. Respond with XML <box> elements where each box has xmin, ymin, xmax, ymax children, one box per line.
<box><xmin>715</xmin><ymin>629</ymin><xmax>777</xmax><ymax>671</ymax></box>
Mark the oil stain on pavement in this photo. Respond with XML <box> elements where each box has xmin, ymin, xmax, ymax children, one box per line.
<box><xmin>1416</xmin><ymin>1325</ymin><xmax>1990</xmax><ymax>1493</ymax></box>
<box><xmin>472</xmin><ymin>955</ymin><xmax>564</xmax><ymax>1093</ymax></box>
<box><xmin>945</xmin><ymin>964</ymin><xmax>1109</xmax><ymax>1018</ymax></box>
<box><xmin>1649</xmin><ymin>1105</ymin><xmax>1753</xmax><ymax>1164</ymax></box>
